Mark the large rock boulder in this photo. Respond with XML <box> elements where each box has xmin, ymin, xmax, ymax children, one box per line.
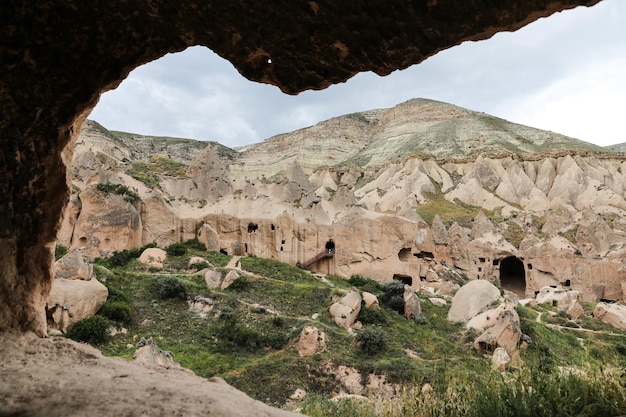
<box><xmin>593</xmin><ymin>302</ymin><xmax>626</xmax><ymax>331</ymax></box>
<box><xmin>448</xmin><ymin>280</ymin><xmax>502</xmax><ymax>323</ymax></box>
<box><xmin>138</xmin><ymin>248</ymin><xmax>167</xmax><ymax>268</ymax></box>
<box><xmin>54</xmin><ymin>249</ymin><xmax>93</xmax><ymax>281</ymax></box>
<box><xmin>329</xmin><ymin>289</ymin><xmax>362</xmax><ymax>330</ymax></box>
<box><xmin>134</xmin><ymin>338</ymin><xmax>179</xmax><ymax>369</ymax></box>
<box><xmin>46</xmin><ymin>278</ymin><xmax>109</xmax><ymax>332</ymax></box>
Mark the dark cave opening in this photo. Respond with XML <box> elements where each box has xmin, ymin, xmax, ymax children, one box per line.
<box><xmin>393</xmin><ymin>274</ymin><xmax>413</xmax><ymax>286</ymax></box>
<box><xmin>499</xmin><ymin>256</ymin><xmax>526</xmax><ymax>298</ymax></box>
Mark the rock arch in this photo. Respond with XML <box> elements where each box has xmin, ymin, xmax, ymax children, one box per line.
<box><xmin>499</xmin><ymin>256</ymin><xmax>526</xmax><ymax>297</ymax></box>
<box><xmin>0</xmin><ymin>1</ymin><xmax>601</xmax><ymax>335</ymax></box>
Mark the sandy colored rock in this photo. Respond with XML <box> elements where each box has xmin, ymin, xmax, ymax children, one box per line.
<box><xmin>329</xmin><ymin>289</ymin><xmax>362</xmax><ymax>330</ymax></box>
<box><xmin>362</xmin><ymin>291</ymin><xmax>380</xmax><ymax>308</ymax></box>
<box><xmin>205</xmin><ymin>269</ymin><xmax>223</xmax><ymax>289</ymax></box>
<box><xmin>54</xmin><ymin>248</ymin><xmax>93</xmax><ymax>281</ymax></box>
<box><xmin>296</xmin><ymin>325</ymin><xmax>326</xmax><ymax>356</ymax></box>
<box><xmin>403</xmin><ymin>285</ymin><xmax>422</xmax><ymax>320</ymax></box>
<box><xmin>593</xmin><ymin>302</ymin><xmax>626</xmax><ymax>331</ymax></box>
<box><xmin>474</xmin><ymin>309</ymin><xmax>522</xmax><ymax>357</ymax></box>
<box><xmin>138</xmin><ymin>247</ymin><xmax>167</xmax><ymax>268</ymax></box>
<box><xmin>566</xmin><ymin>299</ymin><xmax>584</xmax><ymax>319</ymax></box>
<box><xmin>491</xmin><ymin>347</ymin><xmax>511</xmax><ymax>372</ymax></box>
<box><xmin>428</xmin><ymin>297</ymin><xmax>447</xmax><ymax>307</ymax></box>
<box><xmin>46</xmin><ymin>277</ymin><xmax>109</xmax><ymax>332</ymax></box>
<box><xmin>448</xmin><ymin>280</ymin><xmax>502</xmax><ymax>323</ymax></box>
<box><xmin>535</xmin><ymin>286</ymin><xmax>582</xmax><ymax>310</ymax></box>
<box><xmin>133</xmin><ymin>338</ymin><xmax>179</xmax><ymax>369</ymax></box>
<box><xmin>188</xmin><ymin>256</ymin><xmax>210</xmax><ymax>268</ymax></box>
<box><xmin>221</xmin><ymin>270</ymin><xmax>240</xmax><ymax>289</ymax></box>
<box><xmin>0</xmin><ymin>334</ymin><xmax>302</xmax><ymax>417</ymax></box>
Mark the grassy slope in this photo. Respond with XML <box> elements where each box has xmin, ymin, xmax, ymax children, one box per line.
<box><xmin>92</xmin><ymin>244</ymin><xmax>626</xmax><ymax>414</ymax></box>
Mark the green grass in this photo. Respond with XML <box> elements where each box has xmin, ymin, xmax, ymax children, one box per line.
<box><xmin>91</xmin><ymin>250</ymin><xmax>626</xmax><ymax>413</ymax></box>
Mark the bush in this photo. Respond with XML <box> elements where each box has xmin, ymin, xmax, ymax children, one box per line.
<box><xmin>54</xmin><ymin>243</ymin><xmax>68</xmax><ymax>261</ymax></box>
<box><xmin>348</xmin><ymin>274</ymin><xmax>382</xmax><ymax>292</ymax></box>
<box><xmin>66</xmin><ymin>315</ymin><xmax>110</xmax><ymax>345</ymax></box>
<box><xmin>157</xmin><ymin>277</ymin><xmax>187</xmax><ymax>300</ymax></box>
<box><xmin>190</xmin><ymin>261</ymin><xmax>210</xmax><ymax>271</ymax></box>
<box><xmin>219</xmin><ymin>305</ymin><xmax>236</xmax><ymax>320</ymax></box>
<box><xmin>358</xmin><ymin>306</ymin><xmax>388</xmax><ymax>325</ymax></box>
<box><xmin>100</xmin><ymin>301</ymin><xmax>132</xmax><ymax>325</ymax></box>
<box><xmin>379</xmin><ymin>281</ymin><xmax>406</xmax><ymax>315</ymax></box>
<box><xmin>183</xmin><ymin>238</ymin><xmax>206</xmax><ymax>251</ymax></box>
<box><xmin>165</xmin><ymin>242</ymin><xmax>187</xmax><ymax>257</ymax></box>
<box><xmin>227</xmin><ymin>275</ymin><xmax>249</xmax><ymax>291</ymax></box>
<box><xmin>266</xmin><ymin>332</ymin><xmax>288</xmax><ymax>350</ymax></box>
<box><xmin>356</xmin><ymin>327</ymin><xmax>386</xmax><ymax>355</ymax></box>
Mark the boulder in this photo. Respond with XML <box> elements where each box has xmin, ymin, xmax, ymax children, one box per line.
<box><xmin>188</xmin><ymin>256</ymin><xmax>210</xmax><ymax>268</ymax></box>
<box><xmin>296</xmin><ymin>326</ymin><xmax>326</xmax><ymax>356</ymax></box>
<box><xmin>205</xmin><ymin>270</ymin><xmax>223</xmax><ymax>289</ymax></box>
<box><xmin>54</xmin><ymin>249</ymin><xmax>93</xmax><ymax>281</ymax></box>
<box><xmin>593</xmin><ymin>302</ymin><xmax>626</xmax><ymax>331</ymax></box>
<box><xmin>474</xmin><ymin>309</ymin><xmax>522</xmax><ymax>357</ymax></box>
<box><xmin>329</xmin><ymin>289</ymin><xmax>362</xmax><ymax>329</ymax></box>
<box><xmin>403</xmin><ymin>285</ymin><xmax>422</xmax><ymax>320</ymax></box>
<box><xmin>133</xmin><ymin>338</ymin><xmax>179</xmax><ymax>369</ymax></box>
<box><xmin>491</xmin><ymin>347</ymin><xmax>511</xmax><ymax>372</ymax></box>
<box><xmin>188</xmin><ymin>296</ymin><xmax>214</xmax><ymax>318</ymax></box>
<box><xmin>448</xmin><ymin>280</ymin><xmax>501</xmax><ymax>323</ymax></box>
<box><xmin>362</xmin><ymin>292</ymin><xmax>379</xmax><ymax>308</ymax></box>
<box><xmin>138</xmin><ymin>247</ymin><xmax>167</xmax><ymax>268</ymax></box>
<box><xmin>46</xmin><ymin>277</ymin><xmax>109</xmax><ymax>332</ymax></box>
<box><xmin>467</xmin><ymin>304</ymin><xmax>507</xmax><ymax>333</ymax></box>
<box><xmin>535</xmin><ymin>286</ymin><xmax>582</xmax><ymax>310</ymax></box>
<box><xmin>428</xmin><ymin>297</ymin><xmax>447</xmax><ymax>307</ymax></box>
<box><xmin>566</xmin><ymin>299</ymin><xmax>584</xmax><ymax>319</ymax></box>
<box><xmin>221</xmin><ymin>270</ymin><xmax>240</xmax><ymax>289</ymax></box>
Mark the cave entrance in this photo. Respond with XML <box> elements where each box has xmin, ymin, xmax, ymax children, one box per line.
<box><xmin>393</xmin><ymin>274</ymin><xmax>413</xmax><ymax>287</ymax></box>
<box><xmin>325</xmin><ymin>240</ymin><xmax>335</xmax><ymax>255</ymax></box>
<box><xmin>499</xmin><ymin>256</ymin><xmax>526</xmax><ymax>297</ymax></box>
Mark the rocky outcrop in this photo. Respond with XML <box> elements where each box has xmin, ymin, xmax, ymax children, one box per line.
<box><xmin>54</xmin><ymin>249</ymin><xmax>93</xmax><ymax>281</ymax></box>
<box><xmin>46</xmin><ymin>278</ymin><xmax>109</xmax><ymax>332</ymax></box>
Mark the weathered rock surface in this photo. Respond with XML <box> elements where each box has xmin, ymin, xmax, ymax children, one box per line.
<box><xmin>535</xmin><ymin>286</ymin><xmax>582</xmax><ymax>309</ymax></box>
<box><xmin>54</xmin><ymin>249</ymin><xmax>93</xmax><ymax>281</ymax></box>
<box><xmin>448</xmin><ymin>280</ymin><xmax>502</xmax><ymax>323</ymax></box>
<box><xmin>593</xmin><ymin>302</ymin><xmax>626</xmax><ymax>330</ymax></box>
<box><xmin>296</xmin><ymin>325</ymin><xmax>326</xmax><ymax>356</ymax></box>
<box><xmin>474</xmin><ymin>309</ymin><xmax>522</xmax><ymax>360</ymax></box>
<box><xmin>133</xmin><ymin>338</ymin><xmax>179</xmax><ymax>369</ymax></box>
<box><xmin>0</xmin><ymin>334</ymin><xmax>302</xmax><ymax>417</ymax></box>
<box><xmin>46</xmin><ymin>277</ymin><xmax>109</xmax><ymax>332</ymax></box>
<box><xmin>403</xmin><ymin>285</ymin><xmax>422</xmax><ymax>320</ymax></box>
<box><xmin>329</xmin><ymin>289</ymin><xmax>362</xmax><ymax>330</ymax></box>
<box><xmin>138</xmin><ymin>248</ymin><xmax>167</xmax><ymax>269</ymax></box>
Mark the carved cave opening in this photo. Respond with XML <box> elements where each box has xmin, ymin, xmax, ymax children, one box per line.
<box><xmin>398</xmin><ymin>248</ymin><xmax>412</xmax><ymax>262</ymax></box>
<box><xmin>499</xmin><ymin>256</ymin><xmax>526</xmax><ymax>297</ymax></box>
<box><xmin>393</xmin><ymin>274</ymin><xmax>413</xmax><ymax>286</ymax></box>
<box><xmin>325</xmin><ymin>239</ymin><xmax>335</xmax><ymax>255</ymax></box>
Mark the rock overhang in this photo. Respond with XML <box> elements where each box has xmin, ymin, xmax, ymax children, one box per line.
<box><xmin>0</xmin><ymin>0</ymin><xmax>604</xmax><ymax>335</ymax></box>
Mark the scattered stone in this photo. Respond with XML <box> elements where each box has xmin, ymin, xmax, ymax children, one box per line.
<box><xmin>289</xmin><ymin>388</ymin><xmax>307</xmax><ymax>401</ymax></box>
<box><xmin>188</xmin><ymin>296</ymin><xmax>214</xmax><ymax>318</ymax></box>
<box><xmin>428</xmin><ymin>297</ymin><xmax>447</xmax><ymax>307</ymax></box>
<box><xmin>188</xmin><ymin>256</ymin><xmax>210</xmax><ymax>268</ymax></box>
<box><xmin>133</xmin><ymin>338</ymin><xmax>179</xmax><ymax>369</ymax></box>
<box><xmin>474</xmin><ymin>309</ymin><xmax>522</xmax><ymax>360</ymax></box>
<box><xmin>566</xmin><ymin>299</ymin><xmax>584</xmax><ymax>319</ymax></box>
<box><xmin>296</xmin><ymin>326</ymin><xmax>327</xmax><ymax>356</ymax></box>
<box><xmin>421</xmin><ymin>383</ymin><xmax>433</xmax><ymax>395</ymax></box>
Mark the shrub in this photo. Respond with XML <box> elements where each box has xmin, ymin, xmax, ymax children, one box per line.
<box><xmin>357</xmin><ymin>306</ymin><xmax>388</xmax><ymax>325</ymax></box>
<box><xmin>616</xmin><ymin>343</ymin><xmax>626</xmax><ymax>356</ymax></box>
<box><xmin>165</xmin><ymin>242</ymin><xmax>187</xmax><ymax>257</ymax></box>
<box><xmin>66</xmin><ymin>315</ymin><xmax>110</xmax><ymax>345</ymax></box>
<box><xmin>356</xmin><ymin>327</ymin><xmax>386</xmax><ymax>355</ymax></box>
<box><xmin>184</xmin><ymin>238</ymin><xmax>206</xmax><ymax>251</ymax></box>
<box><xmin>414</xmin><ymin>315</ymin><xmax>429</xmax><ymax>325</ymax></box>
<box><xmin>272</xmin><ymin>316</ymin><xmax>285</xmax><ymax>327</ymax></box>
<box><xmin>219</xmin><ymin>305</ymin><xmax>235</xmax><ymax>320</ymax></box>
<box><xmin>348</xmin><ymin>274</ymin><xmax>382</xmax><ymax>292</ymax></box>
<box><xmin>100</xmin><ymin>301</ymin><xmax>132</xmax><ymax>325</ymax></box>
<box><xmin>379</xmin><ymin>281</ymin><xmax>406</xmax><ymax>315</ymax></box>
<box><xmin>96</xmin><ymin>181</ymin><xmax>140</xmax><ymax>203</ymax></box>
<box><xmin>157</xmin><ymin>277</ymin><xmax>187</xmax><ymax>300</ymax></box>
<box><xmin>266</xmin><ymin>332</ymin><xmax>288</xmax><ymax>350</ymax></box>
<box><xmin>189</xmin><ymin>261</ymin><xmax>210</xmax><ymax>271</ymax></box>
<box><xmin>54</xmin><ymin>243</ymin><xmax>68</xmax><ymax>261</ymax></box>
<box><xmin>227</xmin><ymin>275</ymin><xmax>249</xmax><ymax>291</ymax></box>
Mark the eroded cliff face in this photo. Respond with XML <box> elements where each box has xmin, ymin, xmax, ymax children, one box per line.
<box><xmin>0</xmin><ymin>0</ymin><xmax>605</xmax><ymax>335</ymax></box>
<box><xmin>60</xmin><ymin>99</ymin><xmax>626</xmax><ymax>302</ymax></box>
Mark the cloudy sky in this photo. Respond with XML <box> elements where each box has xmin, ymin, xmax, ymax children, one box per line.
<box><xmin>90</xmin><ymin>0</ymin><xmax>625</xmax><ymax>148</ymax></box>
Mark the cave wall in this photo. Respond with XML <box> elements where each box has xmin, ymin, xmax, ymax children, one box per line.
<box><xmin>0</xmin><ymin>0</ymin><xmax>602</xmax><ymax>335</ymax></box>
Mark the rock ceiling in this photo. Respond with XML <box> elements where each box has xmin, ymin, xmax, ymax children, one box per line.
<box><xmin>0</xmin><ymin>0</ymin><xmax>603</xmax><ymax>335</ymax></box>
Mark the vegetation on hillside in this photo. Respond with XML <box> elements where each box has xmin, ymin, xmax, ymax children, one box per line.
<box><xmin>80</xmin><ymin>243</ymin><xmax>626</xmax><ymax>416</ymax></box>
